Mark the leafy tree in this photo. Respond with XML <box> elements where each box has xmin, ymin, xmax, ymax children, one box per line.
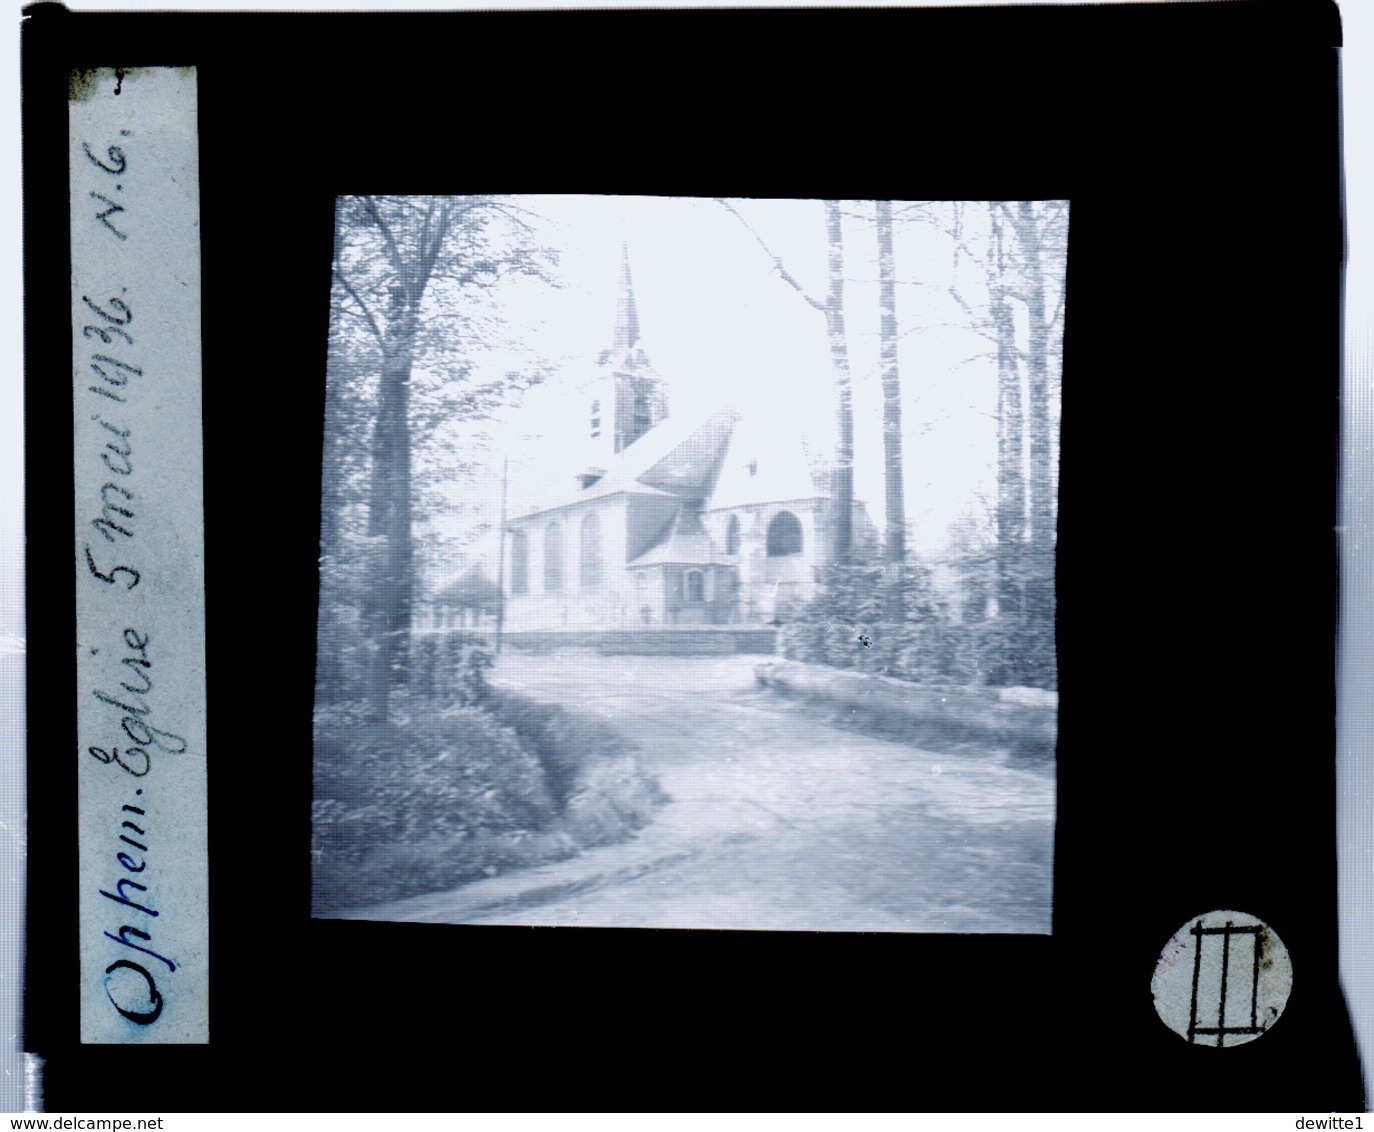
<box><xmin>947</xmin><ymin>200</ymin><xmax>1067</xmax><ymax>688</ymax></box>
<box><xmin>327</xmin><ymin>195</ymin><xmax>556</xmax><ymax>721</ymax></box>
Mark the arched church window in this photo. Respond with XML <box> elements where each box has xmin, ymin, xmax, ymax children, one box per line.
<box><xmin>686</xmin><ymin>570</ymin><xmax>704</xmax><ymax>602</ymax></box>
<box><xmin>580</xmin><ymin>512</ymin><xmax>602</xmax><ymax>590</ymax></box>
<box><xmin>544</xmin><ymin>521</ymin><xmax>564</xmax><ymax>593</ymax></box>
<box><xmin>510</xmin><ymin>530</ymin><xmax>528</xmax><ymax>596</ymax></box>
<box><xmin>766</xmin><ymin>511</ymin><xmax>803</xmax><ymax>557</ymax></box>
<box><xmin>725</xmin><ymin>515</ymin><xmax>741</xmax><ymax>556</ymax></box>
<box><xmin>633</xmin><ymin>390</ymin><xmax>651</xmax><ymax>435</ymax></box>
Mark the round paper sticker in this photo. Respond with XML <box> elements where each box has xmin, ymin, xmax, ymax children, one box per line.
<box><xmin>1152</xmin><ymin>910</ymin><xmax>1292</xmax><ymax>1047</ymax></box>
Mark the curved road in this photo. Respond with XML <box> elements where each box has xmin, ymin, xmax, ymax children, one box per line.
<box><xmin>351</xmin><ymin>653</ymin><xmax>1054</xmax><ymax>933</ymax></box>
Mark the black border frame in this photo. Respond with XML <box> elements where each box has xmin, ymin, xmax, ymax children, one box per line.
<box><xmin>22</xmin><ymin>1</ymin><xmax>1361</xmax><ymax>1110</ymax></box>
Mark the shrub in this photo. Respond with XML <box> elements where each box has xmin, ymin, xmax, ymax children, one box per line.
<box><xmin>312</xmin><ymin>684</ymin><xmax>666</xmax><ymax>916</ymax></box>
<box><xmin>780</xmin><ymin>554</ymin><xmax>1056</xmax><ymax>690</ymax></box>
<box><xmin>409</xmin><ymin>632</ymin><xmax>493</xmax><ymax>704</ymax></box>
<box><xmin>312</xmin><ymin>697</ymin><xmax>556</xmax><ymax>911</ymax></box>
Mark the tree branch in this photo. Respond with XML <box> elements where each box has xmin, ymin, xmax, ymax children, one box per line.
<box><xmin>415</xmin><ymin>198</ymin><xmax>453</xmax><ymax>289</ymax></box>
<box><xmin>1039</xmin><ymin>199</ymin><xmax>1070</xmax><ymax>227</ymax></box>
<box><xmin>329</xmin><ymin>300</ymin><xmax>386</xmax><ymax>343</ymax></box>
<box><xmin>714</xmin><ymin>197</ymin><xmax>826</xmax><ymax>313</ymax></box>
<box><xmin>1047</xmin><ymin>280</ymin><xmax>1067</xmax><ymax>337</ymax></box>
<box><xmin>335</xmin><ymin>271</ymin><xmax>384</xmax><ymax>344</ymax></box>
<box><xmin>891</xmin><ymin>201</ymin><xmax>946</xmax><ymax>229</ymax></box>
<box><xmin>415</xmin><ymin>200</ymin><xmax>436</xmax><ymax>282</ymax></box>
<box><xmin>949</xmin><ymin>283</ymin><xmax>986</xmax><ymax>327</ymax></box>
<box><xmin>357</xmin><ymin>195</ymin><xmax>403</xmax><ymax>275</ymax></box>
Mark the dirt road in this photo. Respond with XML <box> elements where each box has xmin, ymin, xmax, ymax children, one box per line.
<box><xmin>351</xmin><ymin>653</ymin><xmax>1054</xmax><ymax>933</ymax></box>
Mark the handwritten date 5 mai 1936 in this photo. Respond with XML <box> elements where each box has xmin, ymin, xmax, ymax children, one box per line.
<box><xmin>72</xmin><ymin>68</ymin><xmax>208</xmax><ymax>1044</ymax></box>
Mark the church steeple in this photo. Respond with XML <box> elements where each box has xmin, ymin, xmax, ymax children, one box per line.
<box><xmin>585</xmin><ymin>243</ymin><xmax>668</xmax><ymax>457</ymax></box>
<box><xmin>613</xmin><ymin>243</ymin><xmax>640</xmax><ymax>353</ymax></box>
<box><xmin>604</xmin><ymin>244</ymin><xmax>666</xmax><ymax>452</ymax></box>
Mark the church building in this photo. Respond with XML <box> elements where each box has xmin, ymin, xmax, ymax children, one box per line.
<box><xmin>501</xmin><ymin>251</ymin><xmax>841</xmax><ymax>634</ymax></box>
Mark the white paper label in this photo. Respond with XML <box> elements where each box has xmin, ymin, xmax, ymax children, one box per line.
<box><xmin>70</xmin><ymin>66</ymin><xmax>208</xmax><ymax>1044</ymax></box>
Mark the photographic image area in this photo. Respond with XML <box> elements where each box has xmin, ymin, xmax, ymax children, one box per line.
<box><xmin>312</xmin><ymin>195</ymin><xmax>1063</xmax><ymax>933</ymax></box>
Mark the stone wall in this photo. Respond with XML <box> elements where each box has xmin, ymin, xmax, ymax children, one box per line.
<box><xmin>502</xmin><ymin>628</ymin><xmax>778</xmax><ymax>656</ymax></box>
<box><xmin>754</xmin><ymin>659</ymin><xmax>1057</xmax><ymax>760</ymax></box>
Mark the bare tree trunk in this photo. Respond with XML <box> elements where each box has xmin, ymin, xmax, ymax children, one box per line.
<box><xmin>1018</xmin><ymin>201</ymin><xmax>1055</xmax><ymax>558</ymax></box>
<box><xmin>875</xmin><ymin>199</ymin><xmax>906</xmax><ymax>617</ymax></box>
<box><xmin>989</xmin><ymin>205</ymin><xmax>1026</xmax><ymax>621</ymax></box>
<box><xmin>825</xmin><ymin>200</ymin><xmax>854</xmax><ymax>566</ymax></box>
<box><xmin>1015</xmin><ymin>203</ymin><xmax>1055</xmax><ymax>684</ymax></box>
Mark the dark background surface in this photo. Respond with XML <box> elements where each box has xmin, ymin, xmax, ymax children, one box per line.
<box><xmin>22</xmin><ymin>0</ymin><xmax>1360</xmax><ymax>1111</ymax></box>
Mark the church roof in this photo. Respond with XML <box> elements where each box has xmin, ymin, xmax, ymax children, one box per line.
<box><xmin>627</xmin><ymin>506</ymin><xmax>729</xmax><ymax>568</ymax></box>
<box><xmin>704</xmin><ymin>414</ymin><xmax>824</xmax><ymax>511</ymax></box>
<box><xmin>510</xmin><ymin>405</ymin><xmax>738</xmax><ymax>520</ymax></box>
<box><xmin>632</xmin><ymin>406</ymin><xmax>737</xmax><ymax>495</ymax></box>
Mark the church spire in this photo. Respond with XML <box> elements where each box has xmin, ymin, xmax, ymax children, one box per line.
<box><xmin>592</xmin><ymin>241</ymin><xmax>667</xmax><ymax>453</ymax></box>
<box><xmin>613</xmin><ymin>242</ymin><xmax>640</xmax><ymax>353</ymax></box>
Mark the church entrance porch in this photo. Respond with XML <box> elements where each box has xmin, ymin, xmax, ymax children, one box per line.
<box><xmin>634</xmin><ymin>561</ymin><xmax>738</xmax><ymax>627</ymax></box>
